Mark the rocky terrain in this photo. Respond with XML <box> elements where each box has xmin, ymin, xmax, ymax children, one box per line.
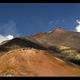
<box><xmin>0</xmin><ymin>28</ymin><xmax>80</xmax><ymax>76</ymax></box>
<box><xmin>0</xmin><ymin>48</ymin><xmax>80</xmax><ymax>76</ymax></box>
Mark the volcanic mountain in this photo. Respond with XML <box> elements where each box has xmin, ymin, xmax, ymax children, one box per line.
<box><xmin>30</xmin><ymin>28</ymin><xmax>80</xmax><ymax>49</ymax></box>
<box><xmin>0</xmin><ymin>28</ymin><xmax>80</xmax><ymax>76</ymax></box>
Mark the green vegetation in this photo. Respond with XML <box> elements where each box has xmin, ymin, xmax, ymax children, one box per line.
<box><xmin>49</xmin><ymin>45</ymin><xmax>80</xmax><ymax>61</ymax></box>
<box><xmin>71</xmin><ymin>54</ymin><xmax>80</xmax><ymax>60</ymax></box>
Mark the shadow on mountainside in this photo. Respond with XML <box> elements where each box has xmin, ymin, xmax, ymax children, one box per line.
<box><xmin>0</xmin><ymin>38</ymin><xmax>48</xmax><ymax>52</ymax></box>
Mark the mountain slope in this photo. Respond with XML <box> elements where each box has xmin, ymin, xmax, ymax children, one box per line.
<box><xmin>0</xmin><ymin>37</ymin><xmax>47</xmax><ymax>52</ymax></box>
<box><xmin>30</xmin><ymin>28</ymin><xmax>80</xmax><ymax>49</ymax></box>
<box><xmin>0</xmin><ymin>28</ymin><xmax>80</xmax><ymax>76</ymax></box>
<box><xmin>0</xmin><ymin>48</ymin><xmax>80</xmax><ymax>76</ymax></box>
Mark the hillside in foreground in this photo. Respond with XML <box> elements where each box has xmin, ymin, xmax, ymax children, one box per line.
<box><xmin>0</xmin><ymin>48</ymin><xmax>80</xmax><ymax>76</ymax></box>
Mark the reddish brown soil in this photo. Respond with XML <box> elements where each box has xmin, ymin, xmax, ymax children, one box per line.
<box><xmin>0</xmin><ymin>48</ymin><xmax>80</xmax><ymax>76</ymax></box>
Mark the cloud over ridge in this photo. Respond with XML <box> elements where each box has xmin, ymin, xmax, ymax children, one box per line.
<box><xmin>0</xmin><ymin>20</ymin><xmax>17</xmax><ymax>43</ymax></box>
<box><xmin>75</xmin><ymin>20</ymin><xmax>80</xmax><ymax>32</ymax></box>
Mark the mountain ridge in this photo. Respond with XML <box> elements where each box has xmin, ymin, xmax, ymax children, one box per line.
<box><xmin>0</xmin><ymin>28</ymin><xmax>80</xmax><ymax>76</ymax></box>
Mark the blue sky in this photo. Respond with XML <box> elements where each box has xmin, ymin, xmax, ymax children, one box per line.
<box><xmin>0</xmin><ymin>3</ymin><xmax>80</xmax><ymax>37</ymax></box>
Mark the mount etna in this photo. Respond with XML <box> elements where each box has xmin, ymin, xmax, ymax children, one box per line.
<box><xmin>0</xmin><ymin>28</ymin><xmax>80</xmax><ymax>76</ymax></box>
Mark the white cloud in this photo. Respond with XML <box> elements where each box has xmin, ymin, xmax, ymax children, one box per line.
<box><xmin>0</xmin><ymin>20</ymin><xmax>17</xmax><ymax>43</ymax></box>
<box><xmin>75</xmin><ymin>20</ymin><xmax>80</xmax><ymax>32</ymax></box>
<box><xmin>0</xmin><ymin>34</ymin><xmax>14</xmax><ymax>43</ymax></box>
<box><xmin>6</xmin><ymin>35</ymin><xmax>14</xmax><ymax>40</ymax></box>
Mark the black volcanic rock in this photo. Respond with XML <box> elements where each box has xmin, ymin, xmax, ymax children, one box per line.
<box><xmin>0</xmin><ymin>38</ymin><xmax>47</xmax><ymax>52</ymax></box>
